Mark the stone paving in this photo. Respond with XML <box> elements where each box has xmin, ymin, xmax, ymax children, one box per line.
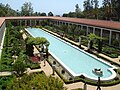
<box><xmin>0</xmin><ymin>72</ymin><xmax>12</xmax><ymax>76</ymax></box>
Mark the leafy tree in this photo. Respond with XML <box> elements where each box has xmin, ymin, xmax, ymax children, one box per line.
<box><xmin>40</xmin><ymin>12</ymin><xmax>47</xmax><ymax>16</ymax></box>
<box><xmin>93</xmin><ymin>0</ymin><xmax>99</xmax><ymax>9</ymax></box>
<box><xmin>62</xmin><ymin>13</ymin><xmax>68</xmax><ymax>17</ymax></box>
<box><xmin>0</xmin><ymin>3</ymin><xmax>17</xmax><ymax>17</ymax></box>
<box><xmin>83</xmin><ymin>0</ymin><xmax>93</xmax><ymax>11</ymax></box>
<box><xmin>75</xmin><ymin>4</ymin><xmax>81</xmax><ymax>18</ymax></box>
<box><xmin>102</xmin><ymin>0</ymin><xmax>111</xmax><ymax>20</ymax></box>
<box><xmin>92</xmin><ymin>0</ymin><xmax>99</xmax><ymax>19</ymax></box>
<box><xmin>40</xmin><ymin>20</ymin><xmax>49</xmax><ymax>26</ymax></box>
<box><xmin>48</xmin><ymin>11</ymin><xmax>54</xmax><ymax>16</ymax></box>
<box><xmin>101</xmin><ymin>0</ymin><xmax>118</xmax><ymax>20</ymax></box>
<box><xmin>69</xmin><ymin>12</ymin><xmax>76</xmax><ymax>17</ymax></box>
<box><xmin>34</xmin><ymin>12</ymin><xmax>38</xmax><ymax>16</ymax></box>
<box><xmin>83</xmin><ymin>0</ymin><xmax>94</xmax><ymax>18</ymax></box>
<box><xmin>87</xmin><ymin>33</ymin><xmax>104</xmax><ymax>52</ymax></box>
<box><xmin>60</xmin><ymin>25</ymin><xmax>68</xmax><ymax>36</ymax></box>
<box><xmin>113</xmin><ymin>0</ymin><xmax>120</xmax><ymax>20</ymax></box>
<box><xmin>13</xmin><ymin>58</ymin><xmax>26</xmax><ymax>76</ymax></box>
<box><xmin>26</xmin><ymin>37</ymin><xmax>49</xmax><ymax>56</ymax></box>
<box><xmin>68</xmin><ymin>24</ymin><xmax>77</xmax><ymax>40</ymax></box>
<box><xmin>37</xmin><ymin>12</ymin><xmax>41</xmax><ymax>16</ymax></box>
<box><xmin>6</xmin><ymin>73</ymin><xmax>65</xmax><ymax>90</ymax></box>
<box><xmin>21</xmin><ymin>2</ymin><xmax>33</xmax><ymax>16</ymax></box>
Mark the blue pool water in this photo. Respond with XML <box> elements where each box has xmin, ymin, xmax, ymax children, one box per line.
<box><xmin>26</xmin><ymin>28</ymin><xmax>116</xmax><ymax>80</ymax></box>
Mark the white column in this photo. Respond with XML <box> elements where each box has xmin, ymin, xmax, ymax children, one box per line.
<box><xmin>64</xmin><ymin>22</ymin><xmax>66</xmax><ymax>25</ymax></box>
<box><xmin>93</xmin><ymin>27</ymin><xmax>95</xmax><ymax>34</ymax></box>
<box><xmin>20</xmin><ymin>20</ymin><xmax>22</xmax><ymax>26</ymax></box>
<box><xmin>78</xmin><ymin>25</ymin><xmax>81</xmax><ymax>30</ymax></box>
<box><xmin>39</xmin><ymin>20</ymin><xmax>41</xmax><ymax>26</ymax></box>
<box><xmin>100</xmin><ymin>28</ymin><xmax>103</xmax><ymax>37</ymax></box>
<box><xmin>116</xmin><ymin>33</ymin><xmax>119</xmax><ymax>40</ymax></box>
<box><xmin>30</xmin><ymin>20</ymin><xmax>32</xmax><ymax>26</ymax></box>
<box><xmin>25</xmin><ymin>20</ymin><xmax>27</xmax><ymax>26</ymax></box>
<box><xmin>86</xmin><ymin>26</ymin><xmax>88</xmax><ymax>35</ymax></box>
<box><xmin>109</xmin><ymin>30</ymin><xmax>112</xmax><ymax>45</ymax></box>
<box><xmin>57</xmin><ymin>21</ymin><xmax>59</xmax><ymax>25</ymax></box>
<box><xmin>79</xmin><ymin>37</ymin><xmax>81</xmax><ymax>45</ymax></box>
<box><xmin>17</xmin><ymin>20</ymin><xmax>19</xmax><ymax>26</ymax></box>
<box><xmin>35</xmin><ymin>20</ymin><xmax>36</xmax><ymax>26</ymax></box>
<box><xmin>81</xmin><ymin>25</ymin><xmax>83</xmax><ymax>30</ymax></box>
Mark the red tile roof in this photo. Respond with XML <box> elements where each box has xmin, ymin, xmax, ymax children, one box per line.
<box><xmin>50</xmin><ymin>17</ymin><xmax>120</xmax><ymax>30</ymax></box>
<box><xmin>3</xmin><ymin>16</ymin><xmax>50</xmax><ymax>20</ymax></box>
<box><xmin>0</xmin><ymin>18</ymin><xmax>5</xmax><ymax>27</ymax></box>
<box><xmin>0</xmin><ymin>16</ymin><xmax>120</xmax><ymax>30</ymax></box>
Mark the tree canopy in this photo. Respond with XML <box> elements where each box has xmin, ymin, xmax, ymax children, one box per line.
<box><xmin>75</xmin><ymin>4</ymin><xmax>82</xmax><ymax>18</ymax></box>
<box><xmin>62</xmin><ymin>0</ymin><xmax>120</xmax><ymax>21</ymax></box>
<box><xmin>0</xmin><ymin>1</ymin><xmax>120</xmax><ymax>21</ymax></box>
<box><xmin>48</xmin><ymin>11</ymin><xmax>54</xmax><ymax>16</ymax></box>
<box><xmin>21</xmin><ymin>2</ymin><xmax>33</xmax><ymax>16</ymax></box>
<box><xmin>0</xmin><ymin>3</ymin><xmax>17</xmax><ymax>16</ymax></box>
<box><xmin>26</xmin><ymin>37</ymin><xmax>49</xmax><ymax>46</ymax></box>
<box><xmin>6</xmin><ymin>72</ymin><xmax>65</xmax><ymax>90</ymax></box>
<box><xmin>13</xmin><ymin>58</ymin><xmax>26</xmax><ymax>76</ymax></box>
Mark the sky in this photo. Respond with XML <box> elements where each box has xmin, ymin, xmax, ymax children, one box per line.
<box><xmin>0</xmin><ymin>0</ymin><xmax>102</xmax><ymax>15</ymax></box>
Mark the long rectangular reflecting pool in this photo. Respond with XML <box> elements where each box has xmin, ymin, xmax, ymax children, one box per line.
<box><xmin>26</xmin><ymin>28</ymin><xmax>117</xmax><ymax>81</ymax></box>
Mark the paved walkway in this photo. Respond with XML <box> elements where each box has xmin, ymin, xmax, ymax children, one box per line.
<box><xmin>27</xmin><ymin>68</ymin><xmax>42</xmax><ymax>74</ymax></box>
<box><xmin>0</xmin><ymin>72</ymin><xmax>12</xmax><ymax>76</ymax></box>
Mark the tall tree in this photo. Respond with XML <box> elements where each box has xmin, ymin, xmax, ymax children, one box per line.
<box><xmin>75</xmin><ymin>4</ymin><xmax>81</xmax><ymax>18</ymax></box>
<box><xmin>48</xmin><ymin>11</ymin><xmax>54</xmax><ymax>16</ymax></box>
<box><xmin>113</xmin><ymin>0</ymin><xmax>120</xmax><ymax>20</ymax></box>
<box><xmin>92</xmin><ymin>0</ymin><xmax>99</xmax><ymax>19</ymax></box>
<box><xmin>62</xmin><ymin>13</ymin><xmax>68</xmax><ymax>17</ymax></box>
<box><xmin>93</xmin><ymin>0</ymin><xmax>99</xmax><ymax>9</ymax></box>
<box><xmin>0</xmin><ymin>3</ymin><xmax>17</xmax><ymax>17</ymax></box>
<box><xmin>83</xmin><ymin>0</ymin><xmax>94</xmax><ymax>18</ymax></box>
<box><xmin>40</xmin><ymin>12</ymin><xmax>47</xmax><ymax>16</ymax></box>
<box><xmin>102</xmin><ymin>0</ymin><xmax>112</xmax><ymax>20</ymax></box>
<box><xmin>21</xmin><ymin>2</ymin><xmax>33</xmax><ymax>16</ymax></box>
<box><xmin>83</xmin><ymin>0</ymin><xmax>93</xmax><ymax>11</ymax></box>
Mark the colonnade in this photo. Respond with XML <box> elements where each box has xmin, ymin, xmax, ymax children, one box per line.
<box><xmin>5</xmin><ymin>19</ymin><xmax>120</xmax><ymax>47</ymax></box>
<box><xmin>52</xmin><ymin>20</ymin><xmax>120</xmax><ymax>46</ymax></box>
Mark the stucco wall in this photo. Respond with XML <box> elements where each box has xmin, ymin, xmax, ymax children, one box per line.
<box><xmin>0</xmin><ymin>22</ymin><xmax>6</xmax><ymax>48</ymax></box>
